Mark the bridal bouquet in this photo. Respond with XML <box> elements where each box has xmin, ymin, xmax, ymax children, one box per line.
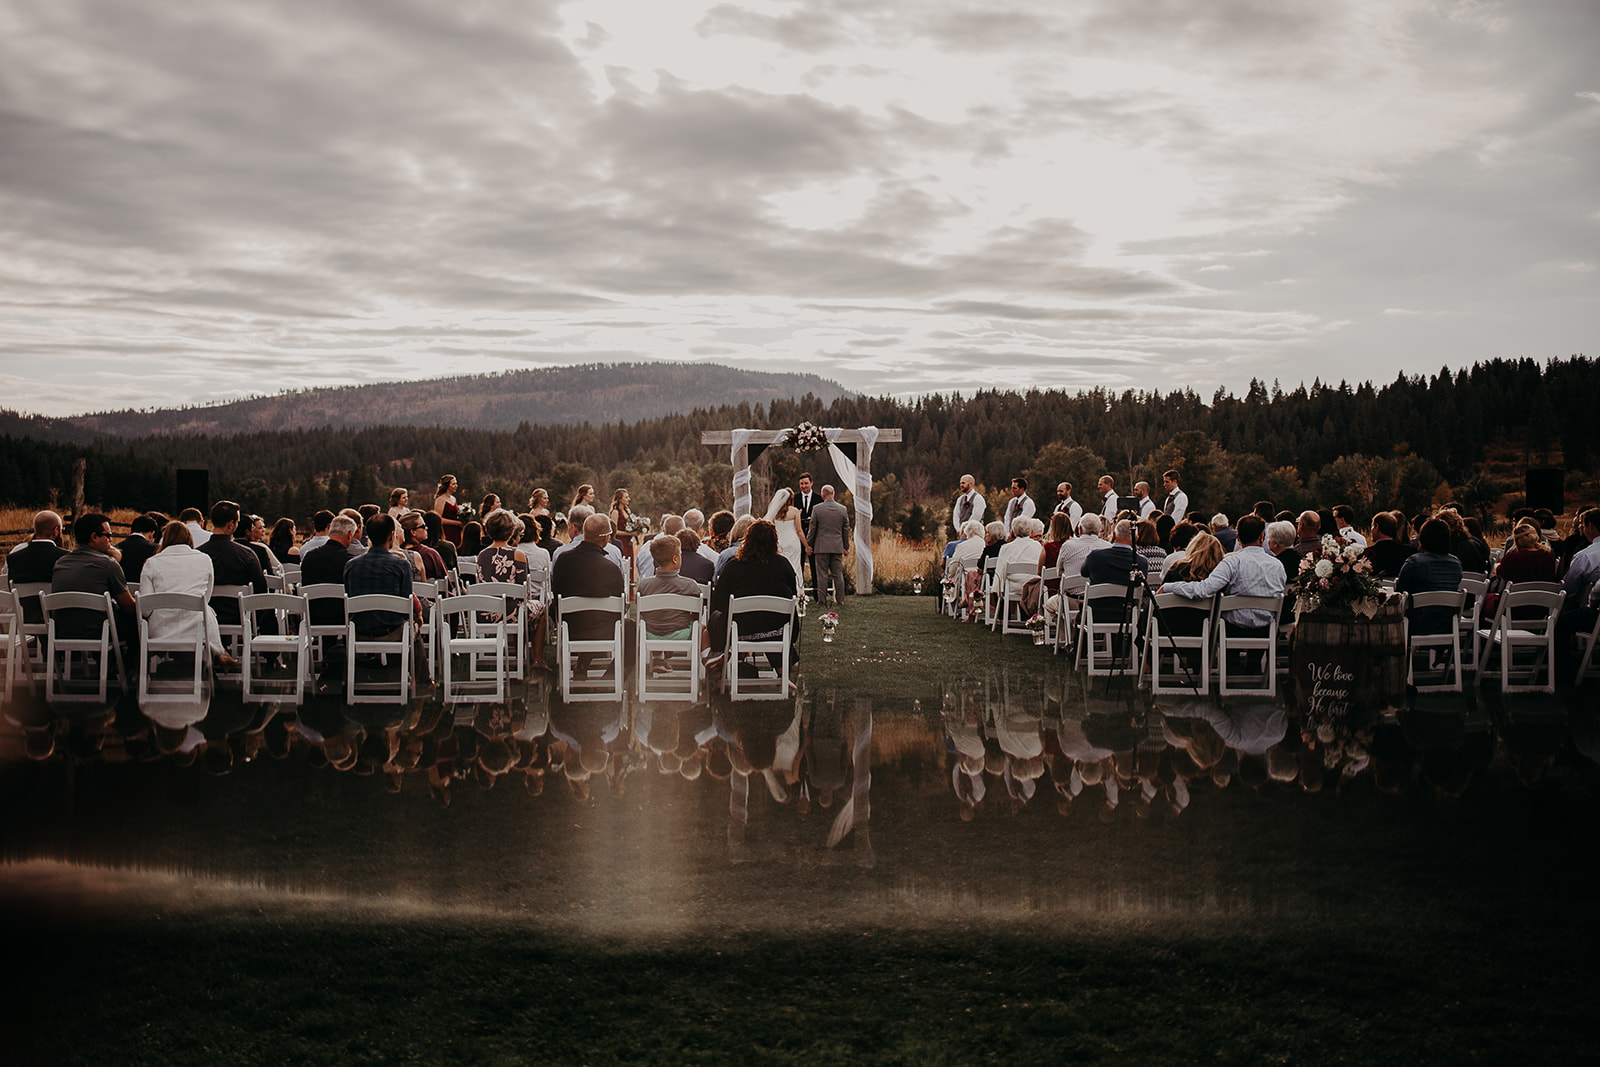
<box><xmin>1294</xmin><ymin>534</ymin><xmax>1383</xmax><ymax>616</ymax></box>
<box><xmin>781</xmin><ymin>421</ymin><xmax>829</xmax><ymax>452</ymax></box>
<box><xmin>624</xmin><ymin>514</ymin><xmax>650</xmax><ymax>534</ymax></box>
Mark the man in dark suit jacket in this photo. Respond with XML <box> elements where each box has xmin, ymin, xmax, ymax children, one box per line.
<box><xmin>197</xmin><ymin>500</ymin><xmax>266</xmax><ymax>626</ymax></box>
<box><xmin>806</xmin><ymin>485</ymin><xmax>850</xmax><ymax>604</ymax></box>
<box><xmin>551</xmin><ymin>513</ymin><xmax>626</xmax><ymax>641</ymax></box>
<box><xmin>795</xmin><ymin>472</ymin><xmax>818</xmax><ymax>588</ymax></box>
<box><xmin>6</xmin><ymin>510</ymin><xmax>66</xmax><ymax>622</ymax></box>
<box><xmin>116</xmin><ymin>513</ymin><xmax>162</xmax><ymax>584</ymax></box>
<box><xmin>300</xmin><ymin>515</ymin><xmax>363</xmax><ymax>626</ymax></box>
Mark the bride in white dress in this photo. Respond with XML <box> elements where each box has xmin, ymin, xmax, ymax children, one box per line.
<box><xmin>765</xmin><ymin>488</ymin><xmax>807</xmax><ymax>594</ymax></box>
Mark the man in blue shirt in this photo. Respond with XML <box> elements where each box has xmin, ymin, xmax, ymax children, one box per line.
<box><xmin>1556</xmin><ymin>508</ymin><xmax>1600</xmax><ymax>675</ymax></box>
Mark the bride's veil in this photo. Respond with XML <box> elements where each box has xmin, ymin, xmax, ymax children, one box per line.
<box><xmin>764</xmin><ymin>488</ymin><xmax>793</xmax><ymax>521</ymax></box>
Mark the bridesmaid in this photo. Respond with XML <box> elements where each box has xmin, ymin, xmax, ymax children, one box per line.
<box><xmin>431</xmin><ymin>474</ymin><xmax>464</xmax><ymax>547</ymax></box>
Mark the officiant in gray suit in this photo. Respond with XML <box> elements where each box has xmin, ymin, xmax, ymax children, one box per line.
<box><xmin>807</xmin><ymin>484</ymin><xmax>850</xmax><ymax>604</ymax></box>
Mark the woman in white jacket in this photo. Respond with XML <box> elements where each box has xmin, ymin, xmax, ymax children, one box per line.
<box><xmin>139</xmin><ymin>521</ymin><xmax>234</xmax><ymax>665</ymax></box>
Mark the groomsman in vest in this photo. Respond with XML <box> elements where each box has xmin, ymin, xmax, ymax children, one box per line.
<box><xmin>1098</xmin><ymin>475</ymin><xmax>1120</xmax><ymax>521</ymax></box>
<box><xmin>1002</xmin><ymin>477</ymin><xmax>1035</xmax><ymax>535</ymax></box>
<box><xmin>1161</xmin><ymin>470</ymin><xmax>1188</xmax><ymax>521</ymax></box>
<box><xmin>795</xmin><ymin>472</ymin><xmax>818</xmax><ymax>589</ymax></box>
<box><xmin>1132</xmin><ymin>481</ymin><xmax>1158</xmax><ymax>520</ymax></box>
<box><xmin>952</xmin><ymin>474</ymin><xmax>985</xmax><ymax>531</ymax></box>
<box><xmin>1053</xmin><ymin>482</ymin><xmax>1083</xmax><ymax>529</ymax></box>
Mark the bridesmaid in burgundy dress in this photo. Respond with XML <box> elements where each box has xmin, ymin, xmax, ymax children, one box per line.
<box><xmin>431</xmin><ymin>474</ymin><xmax>464</xmax><ymax>547</ymax></box>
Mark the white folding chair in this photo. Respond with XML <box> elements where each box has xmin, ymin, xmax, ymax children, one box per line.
<box><xmin>413</xmin><ymin>580</ymin><xmax>441</xmax><ymax>685</ymax></box>
<box><xmin>41</xmin><ymin>591</ymin><xmax>128</xmax><ymax>704</ymax></box>
<box><xmin>264</xmin><ymin>573</ymin><xmax>287</xmax><ymax>593</ymax></box>
<box><xmin>240</xmin><ymin>592</ymin><xmax>310</xmax><ymax>705</ymax></box>
<box><xmin>557</xmin><ymin>595</ymin><xmax>626</xmax><ymax>702</ymax></box>
<box><xmin>437</xmin><ymin>594</ymin><xmax>506</xmax><ymax>705</ymax></box>
<box><xmin>456</xmin><ymin>560</ymin><xmax>479</xmax><ymax>583</ymax></box>
<box><xmin>279</xmin><ymin>564</ymin><xmax>301</xmax><ymax>592</ymax></box>
<box><xmin>1146</xmin><ymin>592</ymin><xmax>1213</xmax><ymax>695</ymax></box>
<box><xmin>980</xmin><ymin>558</ymin><xmax>1001</xmax><ymax>628</ymax></box>
<box><xmin>0</xmin><ymin>588</ymin><xmax>25</xmax><ymax>704</ymax></box>
<box><xmin>1215</xmin><ymin>594</ymin><xmax>1283</xmax><ymax>697</ymax></box>
<box><xmin>996</xmin><ymin>561</ymin><xmax>1037</xmax><ymax>636</ymax></box>
<box><xmin>526</xmin><ymin>560</ymin><xmax>551</xmax><ymax>607</ymax></box>
<box><xmin>136</xmin><ymin>591</ymin><xmax>209</xmax><ymax>707</ymax></box>
<box><xmin>301</xmin><ymin>584</ymin><xmax>347</xmax><ymax>674</ymax></box>
<box><xmin>1404</xmin><ymin>590</ymin><xmax>1465</xmax><ymax>693</ymax></box>
<box><xmin>1076</xmin><ymin>582</ymin><xmax>1143</xmax><ymax>677</ymax></box>
<box><xmin>636</xmin><ymin>593</ymin><xmax>704</xmax><ymax>703</ymax></box>
<box><xmin>1483</xmin><ymin>587</ymin><xmax>1565</xmax><ymax>694</ymax></box>
<box><xmin>726</xmin><ymin>595</ymin><xmax>794</xmax><ymax>700</ymax></box>
<box><xmin>345</xmin><ymin>594</ymin><xmax>414</xmax><ymax>704</ymax></box>
<box><xmin>1574</xmin><ymin>608</ymin><xmax>1600</xmax><ymax>685</ymax></box>
<box><xmin>468</xmin><ymin>581</ymin><xmax>530</xmax><ymax>680</ymax></box>
<box><xmin>1456</xmin><ymin>575</ymin><xmax>1489</xmax><ymax>677</ymax></box>
<box><xmin>210</xmin><ymin>583</ymin><xmax>252</xmax><ymax>683</ymax></box>
<box><xmin>11</xmin><ymin>580</ymin><xmax>50</xmax><ymax>682</ymax></box>
<box><xmin>1052</xmin><ymin>574</ymin><xmax>1087</xmax><ymax>655</ymax></box>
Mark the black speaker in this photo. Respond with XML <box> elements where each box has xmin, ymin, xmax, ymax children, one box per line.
<box><xmin>1525</xmin><ymin>468</ymin><xmax>1563</xmax><ymax>512</ymax></box>
<box><xmin>175</xmin><ymin>469</ymin><xmax>210</xmax><ymax>513</ymax></box>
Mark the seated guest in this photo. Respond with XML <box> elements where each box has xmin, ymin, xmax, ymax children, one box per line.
<box><xmin>1041</xmin><ymin>512</ymin><xmax>1072</xmax><ymax>572</ymax></box>
<box><xmin>533</xmin><ymin>514</ymin><xmax>562</xmax><ymax>556</ymax></box>
<box><xmin>179</xmin><ymin>507</ymin><xmax>211</xmax><ymax>547</ymax></box>
<box><xmin>51</xmin><ymin>512</ymin><xmax>137</xmax><ymax>646</ymax></box>
<box><xmin>8</xmin><ymin>509</ymin><xmax>67</xmax><ymax>617</ymax></box>
<box><xmin>638</xmin><ymin>536</ymin><xmax>702</xmax><ymax>639</ymax></box>
<box><xmin>708</xmin><ymin>519</ymin><xmax>798</xmax><ymax>674</ymax></box>
<box><xmin>1555</xmin><ymin>508</ymin><xmax>1600</xmax><ymax>675</ymax></box>
<box><xmin>1155</xmin><ymin>531</ymin><xmax>1224</xmax><ymax>636</ymax></box>
<box><xmin>1163</xmin><ymin>521</ymin><xmax>1198</xmax><ymax>579</ymax></box>
<box><xmin>477</xmin><ymin>508</ymin><xmax>529</xmax><ymax>585</ymax></box>
<box><xmin>1266</xmin><ymin>520</ymin><xmax>1302</xmax><ymax>581</ymax></box>
<box><xmin>239</xmin><ymin>514</ymin><xmax>281</xmax><ymax>575</ymax></box>
<box><xmin>1056</xmin><ymin>514</ymin><xmax>1104</xmax><ymax>580</ymax></box>
<box><xmin>1161</xmin><ymin>515</ymin><xmax>1285</xmax><ymax>660</ymax></box>
<box><xmin>636</xmin><ymin>515</ymin><xmax>685</xmax><ymax>579</ymax></box>
<box><xmin>299</xmin><ymin>510</ymin><xmax>336</xmax><ymax>557</ymax></box>
<box><xmin>995</xmin><ymin>516</ymin><xmax>1044</xmax><ymax>600</ymax></box>
<box><xmin>944</xmin><ymin>520</ymin><xmax>987</xmax><ymax>581</ymax></box>
<box><xmin>515</xmin><ymin>512</ymin><xmax>553</xmax><ymax>575</ymax></box>
<box><xmin>421</xmin><ymin>511</ymin><xmax>457</xmax><ymax>571</ymax></box>
<box><xmin>399</xmin><ymin>511</ymin><xmax>449</xmax><ymax>581</ymax></box>
<box><xmin>116</xmin><ymin>513</ymin><xmax>162</xmax><ymax>584</ymax></box>
<box><xmin>715</xmin><ymin>515</ymin><xmax>758</xmax><ymax>580</ymax></box>
<box><xmin>1362</xmin><ymin>511</ymin><xmax>1414</xmax><ymax>579</ymax></box>
<box><xmin>299</xmin><ymin>513</ymin><xmax>363</xmax><ymax>682</ymax></box>
<box><xmin>358</xmin><ymin>504</ymin><xmax>381</xmax><ymax>529</ymax></box>
<box><xmin>344</xmin><ymin>513</ymin><xmax>415</xmax><ymax>641</ymax></box>
<box><xmin>1494</xmin><ymin>521</ymin><xmax>1557</xmax><ymax>584</ymax></box>
<box><xmin>459</xmin><ymin>521</ymin><xmax>485</xmax><ymax>558</ymax></box>
<box><xmin>1291</xmin><ymin>510</ymin><xmax>1323</xmax><ymax>556</ymax></box>
<box><xmin>1134</xmin><ymin>519</ymin><xmax>1167</xmax><ymax>570</ymax></box>
<box><xmin>1436</xmin><ymin>508</ymin><xmax>1489</xmax><ymax>574</ymax></box>
<box><xmin>553</xmin><ymin>505</ymin><xmax>625</xmax><ymax>574</ymax></box>
<box><xmin>268</xmin><ymin>517</ymin><xmax>298</xmax><ymax>564</ymax></box>
<box><xmin>1395</xmin><ymin>518</ymin><xmax>1464</xmax><ymax>634</ymax></box>
<box><xmin>675</xmin><ymin>530</ymin><xmax>715</xmax><ymax>584</ymax></box>
<box><xmin>705</xmin><ymin>510</ymin><xmax>735</xmax><ymax>554</ymax></box>
<box><xmin>1080</xmin><ymin>519</ymin><xmax>1149</xmax><ymax>620</ymax></box>
<box><xmin>979</xmin><ymin>520</ymin><xmax>1006</xmax><ymax>568</ymax></box>
<box><xmin>1154</xmin><ymin>513</ymin><xmax>1175</xmax><ymax>552</ymax></box>
<box><xmin>551</xmin><ymin>513</ymin><xmax>627</xmax><ymax>669</ymax></box>
<box><xmin>198</xmin><ymin>500</ymin><xmax>267</xmax><ymax>627</ymax></box>
<box><xmin>139</xmin><ymin>520</ymin><xmax>231</xmax><ymax>666</ymax></box>
<box><xmin>1211</xmin><ymin>514</ymin><xmax>1237</xmax><ymax>553</ymax></box>
<box><xmin>1333</xmin><ymin>505</ymin><xmax>1367</xmax><ymax>548</ymax></box>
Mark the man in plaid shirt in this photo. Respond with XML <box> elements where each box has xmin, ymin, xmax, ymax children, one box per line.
<box><xmin>343</xmin><ymin>513</ymin><xmax>414</xmax><ymax>639</ymax></box>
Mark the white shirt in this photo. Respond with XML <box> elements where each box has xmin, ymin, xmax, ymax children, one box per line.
<box><xmin>551</xmin><ymin>538</ymin><xmax>625</xmax><ymax>575</ymax></box>
<box><xmin>1054</xmin><ymin>536</ymin><xmax>1102</xmax><ymax>578</ymax></box>
<box><xmin>139</xmin><ymin>544</ymin><xmax>223</xmax><ymax>655</ymax></box>
<box><xmin>1162</xmin><ymin>487</ymin><xmax>1188</xmax><ymax>519</ymax></box>
<box><xmin>1054</xmin><ymin>497</ymin><xmax>1083</xmax><ymax>528</ymax></box>
<box><xmin>184</xmin><ymin>521</ymin><xmax>211</xmax><ymax>547</ymax></box>
<box><xmin>1338</xmin><ymin>526</ymin><xmax>1368</xmax><ymax>549</ymax></box>
<box><xmin>1137</xmin><ymin>496</ymin><xmax>1157</xmax><ymax>520</ymax></box>
<box><xmin>953</xmin><ymin>490</ymin><xmax>986</xmax><ymax>527</ymax></box>
<box><xmin>1101</xmin><ymin>490</ymin><xmax>1119</xmax><ymax>521</ymax></box>
<box><xmin>1002</xmin><ymin>493</ymin><xmax>1036</xmax><ymax>530</ymax></box>
<box><xmin>996</xmin><ymin>537</ymin><xmax>1044</xmax><ymax>594</ymax></box>
<box><xmin>300</xmin><ymin>534</ymin><xmax>330</xmax><ymax>556</ymax></box>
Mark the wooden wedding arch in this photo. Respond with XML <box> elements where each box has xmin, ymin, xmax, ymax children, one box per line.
<box><xmin>702</xmin><ymin>426</ymin><xmax>901</xmax><ymax>594</ymax></box>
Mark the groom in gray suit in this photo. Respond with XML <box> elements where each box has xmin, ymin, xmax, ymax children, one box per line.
<box><xmin>807</xmin><ymin>484</ymin><xmax>850</xmax><ymax>604</ymax></box>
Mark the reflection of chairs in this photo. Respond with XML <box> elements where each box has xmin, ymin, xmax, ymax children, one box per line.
<box><xmin>240</xmin><ymin>592</ymin><xmax>309</xmax><ymax>705</ymax></box>
<box><xmin>1146</xmin><ymin>592</ymin><xmax>1213</xmax><ymax>695</ymax></box>
<box><xmin>557</xmin><ymin>595</ymin><xmax>625</xmax><ymax>702</ymax></box>
<box><xmin>437</xmin><ymin>594</ymin><xmax>506</xmax><ymax>705</ymax></box>
<box><xmin>636</xmin><ymin>593</ymin><xmax>704</xmax><ymax>703</ymax></box>
<box><xmin>1215</xmin><ymin>594</ymin><xmax>1283</xmax><ymax>697</ymax></box>
<box><xmin>1076</xmin><ymin>583</ymin><xmax>1143</xmax><ymax>677</ymax></box>
<box><xmin>41</xmin><ymin>591</ymin><xmax>128</xmax><ymax>703</ymax></box>
<box><xmin>726</xmin><ymin>595</ymin><xmax>794</xmax><ymax>701</ymax></box>
<box><xmin>136</xmin><ymin>591</ymin><xmax>209</xmax><ymax>706</ymax></box>
<box><xmin>345</xmin><ymin>594</ymin><xmax>414</xmax><ymax>704</ymax></box>
<box><xmin>1482</xmin><ymin>587</ymin><xmax>1565</xmax><ymax>693</ymax></box>
<box><xmin>1404</xmin><ymin>590</ymin><xmax>1465</xmax><ymax>693</ymax></box>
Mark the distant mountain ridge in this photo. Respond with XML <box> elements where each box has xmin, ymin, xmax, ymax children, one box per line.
<box><xmin>4</xmin><ymin>363</ymin><xmax>851</xmax><ymax>439</ymax></box>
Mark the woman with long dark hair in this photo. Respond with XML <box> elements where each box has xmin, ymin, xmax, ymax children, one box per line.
<box><xmin>708</xmin><ymin>519</ymin><xmax>798</xmax><ymax>676</ymax></box>
<box><xmin>431</xmin><ymin>474</ymin><xmax>463</xmax><ymax>547</ymax></box>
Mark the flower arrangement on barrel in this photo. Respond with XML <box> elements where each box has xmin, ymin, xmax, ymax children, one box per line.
<box><xmin>1294</xmin><ymin>534</ymin><xmax>1385</xmax><ymax>617</ymax></box>
<box><xmin>779</xmin><ymin>421</ymin><xmax>829</xmax><ymax>453</ymax></box>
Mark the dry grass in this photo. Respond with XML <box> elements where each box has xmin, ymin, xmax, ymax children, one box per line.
<box><xmin>1</xmin><ymin>506</ymin><xmax>147</xmax><ymax>551</ymax></box>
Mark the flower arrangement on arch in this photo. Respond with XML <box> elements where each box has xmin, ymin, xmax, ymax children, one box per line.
<box><xmin>780</xmin><ymin>421</ymin><xmax>829</xmax><ymax>453</ymax></box>
<box><xmin>1293</xmin><ymin>534</ymin><xmax>1384</xmax><ymax>616</ymax></box>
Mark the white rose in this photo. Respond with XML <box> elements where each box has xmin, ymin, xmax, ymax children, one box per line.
<box><xmin>1314</xmin><ymin>558</ymin><xmax>1335</xmax><ymax>579</ymax></box>
<box><xmin>1343</xmin><ymin>544</ymin><xmax>1362</xmax><ymax>560</ymax></box>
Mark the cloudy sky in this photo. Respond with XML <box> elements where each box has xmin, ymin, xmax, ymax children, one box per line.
<box><xmin>1</xmin><ymin>0</ymin><xmax>1595</xmax><ymax>416</ymax></box>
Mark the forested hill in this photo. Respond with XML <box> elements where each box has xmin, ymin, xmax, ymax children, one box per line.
<box><xmin>2</xmin><ymin>363</ymin><xmax>850</xmax><ymax>440</ymax></box>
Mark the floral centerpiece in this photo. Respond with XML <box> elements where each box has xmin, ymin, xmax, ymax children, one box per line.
<box><xmin>1294</xmin><ymin>534</ymin><xmax>1384</xmax><ymax>618</ymax></box>
<box><xmin>780</xmin><ymin>421</ymin><xmax>829</xmax><ymax>453</ymax></box>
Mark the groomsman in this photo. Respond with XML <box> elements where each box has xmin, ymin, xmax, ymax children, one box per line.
<box><xmin>1053</xmin><ymin>483</ymin><xmax>1083</xmax><ymax>529</ymax></box>
<box><xmin>1161</xmin><ymin>470</ymin><xmax>1188</xmax><ymax>520</ymax></box>
<box><xmin>1002</xmin><ymin>477</ymin><xmax>1036</xmax><ymax>533</ymax></box>
<box><xmin>953</xmin><ymin>474</ymin><xmax>985</xmax><ymax>529</ymax></box>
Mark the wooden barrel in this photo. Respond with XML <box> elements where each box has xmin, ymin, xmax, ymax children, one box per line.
<box><xmin>1290</xmin><ymin>595</ymin><xmax>1407</xmax><ymax>727</ymax></box>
